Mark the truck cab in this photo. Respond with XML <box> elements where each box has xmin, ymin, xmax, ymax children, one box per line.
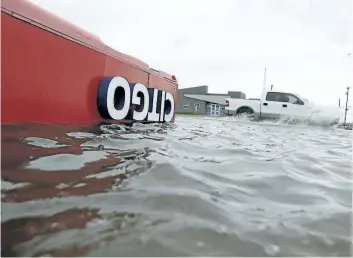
<box><xmin>259</xmin><ymin>90</ymin><xmax>312</xmax><ymax>119</ymax></box>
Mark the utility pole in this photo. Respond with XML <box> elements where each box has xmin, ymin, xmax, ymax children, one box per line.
<box><xmin>343</xmin><ymin>86</ymin><xmax>350</xmax><ymax>126</ymax></box>
<box><xmin>263</xmin><ymin>67</ymin><xmax>267</xmax><ymax>93</ymax></box>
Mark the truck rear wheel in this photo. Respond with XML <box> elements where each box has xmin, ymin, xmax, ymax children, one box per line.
<box><xmin>236</xmin><ymin>107</ymin><xmax>254</xmax><ymax>117</ymax></box>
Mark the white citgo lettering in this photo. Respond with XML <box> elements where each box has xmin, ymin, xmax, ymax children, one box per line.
<box><xmin>131</xmin><ymin>83</ymin><xmax>149</xmax><ymax>121</ymax></box>
<box><xmin>164</xmin><ymin>92</ymin><xmax>175</xmax><ymax>122</ymax></box>
<box><xmin>147</xmin><ymin>89</ymin><xmax>160</xmax><ymax>121</ymax></box>
<box><xmin>107</xmin><ymin>76</ymin><xmax>131</xmax><ymax>120</ymax></box>
<box><xmin>159</xmin><ymin>91</ymin><xmax>166</xmax><ymax>122</ymax></box>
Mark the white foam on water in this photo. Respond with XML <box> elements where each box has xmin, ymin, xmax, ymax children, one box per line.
<box><xmin>214</xmin><ymin>105</ymin><xmax>353</xmax><ymax>128</ymax></box>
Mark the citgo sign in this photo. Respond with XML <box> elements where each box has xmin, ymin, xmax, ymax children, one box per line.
<box><xmin>97</xmin><ymin>76</ymin><xmax>175</xmax><ymax>122</ymax></box>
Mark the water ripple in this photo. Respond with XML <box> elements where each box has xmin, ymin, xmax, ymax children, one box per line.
<box><xmin>1</xmin><ymin>116</ymin><xmax>352</xmax><ymax>256</ymax></box>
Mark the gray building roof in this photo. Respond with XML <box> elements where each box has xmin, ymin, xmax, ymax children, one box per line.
<box><xmin>184</xmin><ymin>94</ymin><xmax>230</xmax><ymax>105</ymax></box>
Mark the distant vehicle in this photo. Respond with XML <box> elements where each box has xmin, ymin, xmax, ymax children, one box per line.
<box><xmin>225</xmin><ymin>90</ymin><xmax>342</xmax><ymax>123</ymax></box>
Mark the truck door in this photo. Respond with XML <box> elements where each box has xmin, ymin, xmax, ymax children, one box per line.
<box><xmin>261</xmin><ymin>92</ymin><xmax>290</xmax><ymax>118</ymax></box>
<box><xmin>281</xmin><ymin>93</ymin><xmax>309</xmax><ymax>117</ymax></box>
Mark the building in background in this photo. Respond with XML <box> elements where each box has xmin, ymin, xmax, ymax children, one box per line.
<box><xmin>175</xmin><ymin>85</ymin><xmax>246</xmax><ymax>116</ymax></box>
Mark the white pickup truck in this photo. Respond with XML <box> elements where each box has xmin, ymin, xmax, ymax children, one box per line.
<box><xmin>225</xmin><ymin>90</ymin><xmax>342</xmax><ymax>123</ymax></box>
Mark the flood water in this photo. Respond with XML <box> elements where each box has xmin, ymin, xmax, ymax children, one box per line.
<box><xmin>1</xmin><ymin>115</ymin><xmax>352</xmax><ymax>256</ymax></box>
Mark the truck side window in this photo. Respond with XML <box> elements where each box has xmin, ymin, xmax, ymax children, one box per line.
<box><xmin>284</xmin><ymin>93</ymin><xmax>304</xmax><ymax>105</ymax></box>
<box><xmin>266</xmin><ymin>92</ymin><xmax>283</xmax><ymax>102</ymax></box>
<box><xmin>266</xmin><ymin>92</ymin><xmax>281</xmax><ymax>101</ymax></box>
<box><xmin>266</xmin><ymin>92</ymin><xmax>304</xmax><ymax>105</ymax></box>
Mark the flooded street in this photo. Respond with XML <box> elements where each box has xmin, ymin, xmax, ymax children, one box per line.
<box><xmin>1</xmin><ymin>116</ymin><xmax>352</xmax><ymax>256</ymax></box>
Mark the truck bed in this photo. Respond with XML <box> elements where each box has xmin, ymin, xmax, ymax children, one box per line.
<box><xmin>225</xmin><ymin>99</ymin><xmax>261</xmax><ymax>116</ymax></box>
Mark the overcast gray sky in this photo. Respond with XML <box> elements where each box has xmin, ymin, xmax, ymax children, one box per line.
<box><xmin>30</xmin><ymin>0</ymin><xmax>352</xmax><ymax>106</ymax></box>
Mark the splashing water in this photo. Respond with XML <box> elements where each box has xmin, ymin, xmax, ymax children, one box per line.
<box><xmin>216</xmin><ymin>105</ymin><xmax>353</xmax><ymax>128</ymax></box>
